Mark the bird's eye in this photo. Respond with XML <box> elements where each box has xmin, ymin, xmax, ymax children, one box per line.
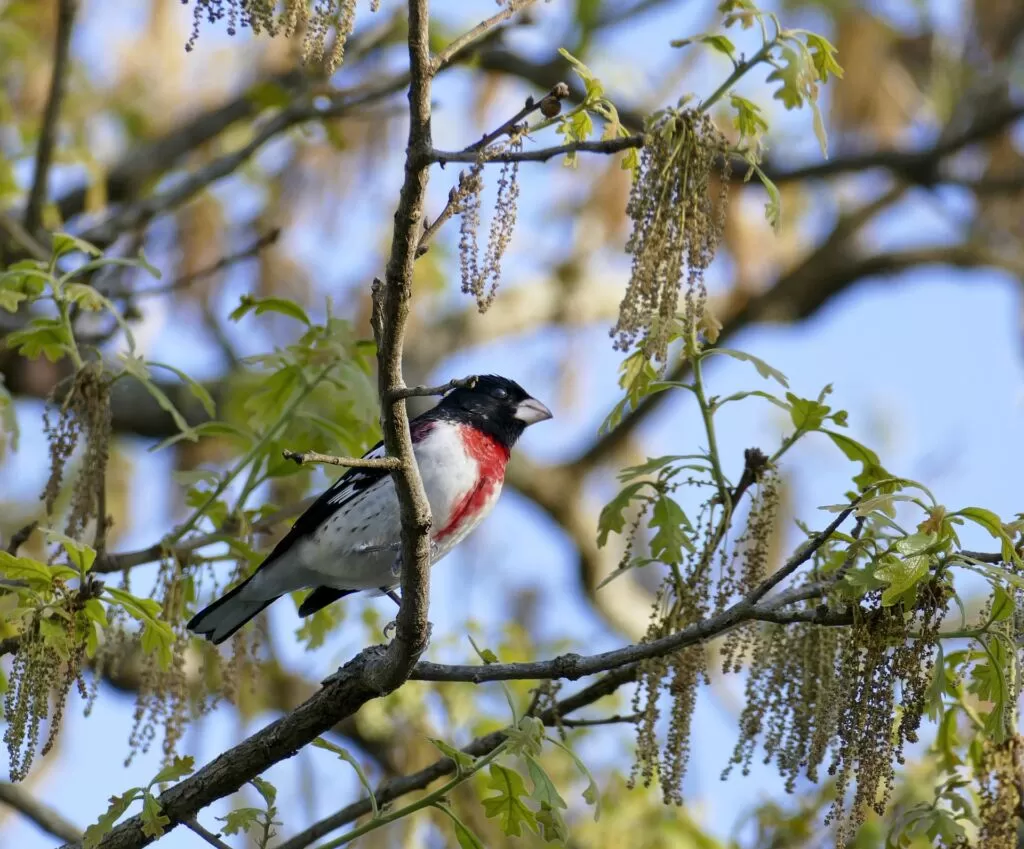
<box><xmin>491</xmin><ymin>386</ymin><xmax>509</xmax><ymax>400</ymax></box>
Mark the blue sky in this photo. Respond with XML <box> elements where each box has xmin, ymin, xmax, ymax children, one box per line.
<box><xmin>3</xmin><ymin>0</ymin><xmax>1023</xmax><ymax>846</ymax></box>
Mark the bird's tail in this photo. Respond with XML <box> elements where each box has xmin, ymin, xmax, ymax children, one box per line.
<box><xmin>187</xmin><ymin>574</ymin><xmax>278</xmax><ymax>645</ymax></box>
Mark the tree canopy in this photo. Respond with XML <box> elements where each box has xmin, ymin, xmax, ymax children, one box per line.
<box><xmin>1</xmin><ymin>1</ymin><xmax>1023</xmax><ymax>848</ymax></box>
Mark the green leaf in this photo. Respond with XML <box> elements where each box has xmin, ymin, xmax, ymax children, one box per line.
<box><xmin>482</xmin><ymin>764</ymin><xmax>538</xmax><ymax>837</ymax></box>
<box><xmin>809</xmin><ymin>97</ymin><xmax>829</xmax><ymax>157</ymax></box>
<box><xmin>955</xmin><ymin>507</ymin><xmax>1018</xmax><ymax>562</ymax></box>
<box><xmin>312</xmin><ymin>738</ymin><xmax>378</xmax><ymax>817</ymax></box>
<box><xmin>230</xmin><ymin>294</ymin><xmax>311</xmax><ymax>326</ymax></box>
<box><xmin>218</xmin><ymin>807</ymin><xmax>263</xmax><ymax>836</ymax></box>
<box><xmin>428</xmin><ymin>738</ymin><xmax>476</xmax><ymax>774</ymax></box>
<box><xmin>140</xmin><ymin>793</ymin><xmax>170</xmax><ymax>839</ymax></box>
<box><xmin>64</xmin><ymin>282</ymin><xmax>106</xmax><ymax>311</ymax></box>
<box><xmin>83</xmin><ymin>790</ymin><xmax>142</xmax><ymax>849</ymax></box>
<box><xmin>617</xmin><ymin>454</ymin><xmax>709</xmax><ymax>481</ymax></box>
<box><xmin>546</xmin><ymin>736</ymin><xmax>601</xmax><ymax>821</ymax></box>
<box><xmin>786</xmin><ymin>392</ymin><xmax>830</xmax><ymax>431</ymax></box>
<box><xmin>251</xmin><ymin>776</ymin><xmax>277</xmax><ymax>808</ymax></box>
<box><xmin>0</xmin><ymin>287</ymin><xmax>27</xmax><ymax>312</ymax></box>
<box><xmin>536</xmin><ymin>802</ymin><xmax>570</xmax><ymax>844</ymax></box>
<box><xmin>650</xmin><ymin>496</ymin><xmax>694</xmax><ymax>564</ymax></box>
<box><xmin>149</xmin><ymin>755</ymin><xmax>194</xmax><ymax>788</ymax></box>
<box><xmin>147</xmin><ymin>361</ymin><xmax>217</xmax><ymax>417</ymax></box>
<box><xmin>505</xmin><ymin>715</ymin><xmax>545</xmax><ymax>758</ymax></box>
<box><xmin>434</xmin><ymin>803</ymin><xmax>487</xmax><ymax>849</ymax></box>
<box><xmin>81</xmin><ymin>796</ymin><xmax>137</xmax><ymax>847</ymax></box>
<box><xmin>597</xmin><ymin>482</ymin><xmax>646</xmax><ymax>547</ymax></box>
<box><xmin>672</xmin><ymin>33</ymin><xmax>737</xmax><ymax>61</ymax></box>
<box><xmin>140</xmin><ymin>619</ymin><xmax>175</xmax><ymax>669</ymax></box>
<box><xmin>730</xmin><ymin>93</ymin><xmax>769</xmax><ymax>140</ymax></box>
<box><xmin>6</xmin><ymin>317</ymin><xmax>70</xmax><ymax>362</ymax></box>
<box><xmin>43</xmin><ymin>528</ymin><xmax>97</xmax><ymax>573</ymax></box>
<box><xmin>0</xmin><ymin>551</ymin><xmax>56</xmax><ymax>589</ymax></box>
<box><xmin>119</xmin><ymin>354</ymin><xmax>196</xmax><ymax>440</ymax></box>
<box><xmin>52</xmin><ymin>232</ymin><xmax>102</xmax><ymax>258</ymax></box>
<box><xmin>874</xmin><ymin>553</ymin><xmax>931</xmax><ymax>606</ymax></box>
<box><xmin>526</xmin><ymin>755</ymin><xmax>567</xmax><ymax>810</ymax></box>
<box><xmin>702</xmin><ymin>347</ymin><xmax>789</xmax><ymax>386</ymax></box>
<box><xmin>990</xmin><ymin>585</ymin><xmax>1014</xmax><ymax>623</ymax></box>
<box><xmin>894</xmin><ymin>532</ymin><xmax>938</xmax><ymax>557</ymax></box>
<box><xmin>751</xmin><ymin>163</ymin><xmax>782</xmax><ymax>231</ymax></box>
<box><xmin>766</xmin><ymin>46</ymin><xmax>806</xmax><ymax>110</ymax></box>
<box><xmin>969</xmin><ymin>636</ymin><xmax>1011</xmax><ymax>741</ymax></box>
<box><xmin>105</xmin><ymin>586</ymin><xmax>163</xmax><ymax>621</ymax></box>
<box><xmin>804</xmin><ymin>32</ymin><xmax>844</xmax><ymax>82</ymax></box>
<box><xmin>246</xmin><ymin>80</ymin><xmax>292</xmax><ymax>109</ymax></box>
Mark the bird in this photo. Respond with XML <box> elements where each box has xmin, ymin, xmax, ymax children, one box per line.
<box><xmin>187</xmin><ymin>375</ymin><xmax>552</xmax><ymax>644</ymax></box>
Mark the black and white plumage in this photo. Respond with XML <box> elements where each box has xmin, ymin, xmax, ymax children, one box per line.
<box><xmin>187</xmin><ymin>375</ymin><xmax>552</xmax><ymax>644</ymax></box>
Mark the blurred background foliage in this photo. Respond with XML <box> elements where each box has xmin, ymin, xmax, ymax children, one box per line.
<box><xmin>0</xmin><ymin>0</ymin><xmax>1022</xmax><ymax>847</ymax></box>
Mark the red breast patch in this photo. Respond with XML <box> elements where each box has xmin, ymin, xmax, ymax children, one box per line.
<box><xmin>434</xmin><ymin>425</ymin><xmax>510</xmax><ymax>541</ymax></box>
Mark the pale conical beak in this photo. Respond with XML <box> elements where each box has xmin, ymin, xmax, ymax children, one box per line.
<box><xmin>514</xmin><ymin>397</ymin><xmax>553</xmax><ymax>425</ymax></box>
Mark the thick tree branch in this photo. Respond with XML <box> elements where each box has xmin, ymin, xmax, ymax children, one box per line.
<box><xmin>409</xmin><ymin>509</ymin><xmax>852</xmax><ymax>684</ymax></box>
<box><xmin>23</xmin><ymin>0</ymin><xmax>78</xmax><ymax>236</ymax></box>
<box><xmin>365</xmin><ymin>0</ymin><xmax>438</xmax><ymax>691</ymax></box>
<box><xmin>0</xmin><ymin>780</ymin><xmax>82</xmax><ymax>842</ymax></box>
<box><xmin>274</xmin><ymin>667</ymin><xmax>636</xmax><ymax>849</ymax></box>
<box><xmin>761</xmin><ymin>102</ymin><xmax>1024</xmax><ymax>186</ymax></box>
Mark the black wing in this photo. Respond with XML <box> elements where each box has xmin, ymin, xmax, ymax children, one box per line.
<box><xmin>256</xmin><ymin>439</ymin><xmax>389</xmax><ymax>570</ymax></box>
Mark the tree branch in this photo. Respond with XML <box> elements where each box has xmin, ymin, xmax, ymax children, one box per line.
<box><xmin>23</xmin><ymin>0</ymin><xmax>78</xmax><ymax>236</ymax></box>
<box><xmin>364</xmin><ymin>0</ymin><xmax>438</xmax><ymax>691</ymax></box>
<box><xmin>431</xmin><ymin>135</ymin><xmax>644</xmax><ymax>165</ymax></box>
<box><xmin>115</xmin><ymin>229</ymin><xmax>280</xmax><ymax>299</ymax></box>
<box><xmin>274</xmin><ymin>667</ymin><xmax>636</xmax><ymax>849</ymax></box>
<box><xmin>182</xmin><ymin>818</ymin><xmax>232</xmax><ymax>849</ymax></box>
<box><xmin>387</xmin><ymin>375</ymin><xmax>478</xmax><ymax>400</ymax></box>
<box><xmin>0</xmin><ymin>780</ymin><xmax>82</xmax><ymax>843</ymax></box>
<box><xmin>761</xmin><ymin>102</ymin><xmax>1024</xmax><ymax>186</ymax></box>
<box><xmin>282</xmin><ymin>450</ymin><xmax>401</xmax><ymax>470</ymax></box>
<box><xmin>431</xmin><ymin>1</ymin><xmax>533</xmax><ymax>73</ymax></box>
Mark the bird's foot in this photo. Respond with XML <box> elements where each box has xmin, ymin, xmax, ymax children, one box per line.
<box><xmin>382</xmin><ymin>616</ymin><xmax>433</xmax><ymax>649</ymax></box>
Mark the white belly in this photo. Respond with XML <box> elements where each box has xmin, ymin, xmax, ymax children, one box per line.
<box><xmin>292</xmin><ymin>422</ymin><xmax>499</xmax><ymax>590</ymax></box>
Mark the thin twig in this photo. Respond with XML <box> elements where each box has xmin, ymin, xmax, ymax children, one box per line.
<box><xmin>274</xmin><ymin>668</ymin><xmax>636</xmax><ymax>849</ymax></box>
<box><xmin>24</xmin><ymin>0</ymin><xmax>78</xmax><ymax>235</ymax></box>
<box><xmin>0</xmin><ymin>212</ymin><xmax>50</xmax><ymax>260</ymax></box>
<box><xmin>387</xmin><ymin>375</ymin><xmax>478</xmax><ymax>401</ymax></box>
<box><xmin>0</xmin><ymin>780</ymin><xmax>82</xmax><ymax>842</ymax></box>
<box><xmin>183</xmin><ymin>818</ymin><xmax>232</xmax><ymax>849</ymax></box>
<box><xmin>122</xmin><ymin>230</ymin><xmax>281</xmax><ymax>299</ymax></box>
<box><xmin>431</xmin><ymin>135</ymin><xmax>644</xmax><ymax>165</ymax></box>
<box><xmin>464</xmin><ymin>83</ymin><xmax>571</xmax><ymax>154</ymax></box>
<box><xmin>416</xmin><ymin>182</ymin><xmax>464</xmax><ymax>257</ymax></box>
<box><xmin>745</xmin><ymin>503</ymin><xmax>859</xmax><ymax>606</ymax></box>
<box><xmin>558</xmin><ymin>713</ymin><xmax>640</xmax><ymax>728</ymax></box>
<box><xmin>282</xmin><ymin>450</ymin><xmax>400</xmax><ymax>470</ymax></box>
<box><xmin>6</xmin><ymin>520</ymin><xmax>39</xmax><ymax>555</ymax></box>
<box><xmin>431</xmin><ymin>1</ymin><xmax>534</xmax><ymax>72</ymax></box>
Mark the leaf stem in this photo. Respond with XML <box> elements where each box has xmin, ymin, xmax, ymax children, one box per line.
<box><xmin>318</xmin><ymin>741</ymin><xmax>509</xmax><ymax>849</ymax></box>
<box><xmin>698</xmin><ymin>39</ymin><xmax>778</xmax><ymax>114</ymax></box>
<box><xmin>166</xmin><ymin>364</ymin><xmax>333</xmax><ymax>545</ymax></box>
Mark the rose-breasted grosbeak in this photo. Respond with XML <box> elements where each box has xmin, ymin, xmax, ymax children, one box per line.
<box><xmin>187</xmin><ymin>375</ymin><xmax>552</xmax><ymax>644</ymax></box>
